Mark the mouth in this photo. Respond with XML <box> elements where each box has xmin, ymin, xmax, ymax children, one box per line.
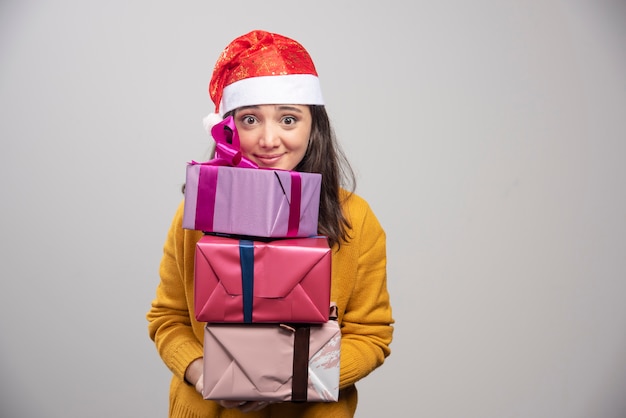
<box><xmin>253</xmin><ymin>153</ymin><xmax>283</xmax><ymax>166</ymax></box>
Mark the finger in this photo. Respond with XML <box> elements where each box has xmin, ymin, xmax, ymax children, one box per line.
<box><xmin>219</xmin><ymin>400</ymin><xmax>247</xmax><ymax>409</ymax></box>
<box><xmin>194</xmin><ymin>373</ymin><xmax>204</xmax><ymax>395</ymax></box>
<box><xmin>238</xmin><ymin>401</ymin><xmax>269</xmax><ymax>412</ymax></box>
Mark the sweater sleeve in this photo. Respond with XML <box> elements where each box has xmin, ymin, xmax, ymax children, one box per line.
<box><xmin>146</xmin><ymin>202</ymin><xmax>204</xmax><ymax>382</ymax></box>
<box><xmin>337</xmin><ymin>195</ymin><xmax>394</xmax><ymax>389</ymax></box>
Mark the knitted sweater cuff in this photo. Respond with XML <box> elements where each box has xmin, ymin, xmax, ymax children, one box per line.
<box><xmin>167</xmin><ymin>340</ymin><xmax>204</xmax><ymax>381</ymax></box>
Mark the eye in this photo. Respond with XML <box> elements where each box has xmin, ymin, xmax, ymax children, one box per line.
<box><xmin>282</xmin><ymin>116</ymin><xmax>297</xmax><ymax>125</ymax></box>
<box><xmin>240</xmin><ymin>115</ymin><xmax>257</xmax><ymax>125</ymax></box>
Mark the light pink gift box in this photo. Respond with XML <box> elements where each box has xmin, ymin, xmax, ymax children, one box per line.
<box><xmin>202</xmin><ymin>315</ymin><xmax>340</xmax><ymax>402</ymax></box>
<box><xmin>194</xmin><ymin>234</ymin><xmax>331</xmax><ymax>324</ymax></box>
<box><xmin>183</xmin><ymin>163</ymin><xmax>321</xmax><ymax>238</ymax></box>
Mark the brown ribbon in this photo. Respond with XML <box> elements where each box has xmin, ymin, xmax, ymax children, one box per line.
<box><xmin>291</xmin><ymin>325</ymin><xmax>310</xmax><ymax>402</ymax></box>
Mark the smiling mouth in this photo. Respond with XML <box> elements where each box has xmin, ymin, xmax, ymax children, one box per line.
<box><xmin>254</xmin><ymin>154</ymin><xmax>283</xmax><ymax>164</ymax></box>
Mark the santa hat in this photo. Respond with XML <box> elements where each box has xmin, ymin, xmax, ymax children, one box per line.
<box><xmin>203</xmin><ymin>30</ymin><xmax>324</xmax><ymax>134</ymax></box>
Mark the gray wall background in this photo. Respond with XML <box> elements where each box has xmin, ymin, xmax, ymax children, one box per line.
<box><xmin>1</xmin><ymin>1</ymin><xmax>625</xmax><ymax>417</ymax></box>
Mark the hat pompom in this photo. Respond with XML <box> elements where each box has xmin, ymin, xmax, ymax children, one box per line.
<box><xmin>202</xmin><ymin>112</ymin><xmax>223</xmax><ymax>138</ymax></box>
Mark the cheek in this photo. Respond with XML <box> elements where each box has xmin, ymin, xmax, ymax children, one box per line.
<box><xmin>237</xmin><ymin>132</ymin><xmax>255</xmax><ymax>154</ymax></box>
<box><xmin>291</xmin><ymin>135</ymin><xmax>310</xmax><ymax>165</ymax></box>
<box><xmin>289</xmin><ymin>129</ymin><xmax>311</xmax><ymax>151</ymax></box>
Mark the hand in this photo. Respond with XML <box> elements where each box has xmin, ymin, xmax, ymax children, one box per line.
<box><xmin>184</xmin><ymin>358</ymin><xmax>204</xmax><ymax>394</ymax></box>
<box><xmin>219</xmin><ymin>400</ymin><xmax>272</xmax><ymax>413</ymax></box>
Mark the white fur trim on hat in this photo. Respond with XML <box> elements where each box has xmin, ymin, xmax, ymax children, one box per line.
<box><xmin>219</xmin><ymin>74</ymin><xmax>324</xmax><ymax>116</ymax></box>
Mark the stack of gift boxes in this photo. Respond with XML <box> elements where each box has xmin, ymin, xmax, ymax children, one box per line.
<box><xmin>181</xmin><ymin>117</ymin><xmax>340</xmax><ymax>403</ymax></box>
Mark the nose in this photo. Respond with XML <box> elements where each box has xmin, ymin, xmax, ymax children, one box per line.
<box><xmin>259</xmin><ymin>123</ymin><xmax>280</xmax><ymax>148</ymax></box>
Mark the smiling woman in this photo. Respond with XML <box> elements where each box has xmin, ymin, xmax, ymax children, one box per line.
<box><xmin>146</xmin><ymin>29</ymin><xmax>394</xmax><ymax>418</ymax></box>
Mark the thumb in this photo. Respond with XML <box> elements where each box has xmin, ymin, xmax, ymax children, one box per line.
<box><xmin>195</xmin><ymin>373</ymin><xmax>204</xmax><ymax>395</ymax></box>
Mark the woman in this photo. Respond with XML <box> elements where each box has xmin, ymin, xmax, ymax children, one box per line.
<box><xmin>147</xmin><ymin>29</ymin><xmax>394</xmax><ymax>418</ymax></box>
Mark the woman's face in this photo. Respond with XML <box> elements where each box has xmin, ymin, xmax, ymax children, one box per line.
<box><xmin>233</xmin><ymin>104</ymin><xmax>312</xmax><ymax>170</ymax></box>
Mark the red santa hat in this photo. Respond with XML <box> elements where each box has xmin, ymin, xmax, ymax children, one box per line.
<box><xmin>203</xmin><ymin>30</ymin><xmax>324</xmax><ymax>132</ymax></box>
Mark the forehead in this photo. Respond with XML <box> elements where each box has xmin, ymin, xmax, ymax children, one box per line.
<box><xmin>235</xmin><ymin>104</ymin><xmax>310</xmax><ymax>114</ymax></box>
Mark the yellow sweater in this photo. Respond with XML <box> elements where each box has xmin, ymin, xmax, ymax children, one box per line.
<box><xmin>147</xmin><ymin>190</ymin><xmax>394</xmax><ymax>418</ymax></box>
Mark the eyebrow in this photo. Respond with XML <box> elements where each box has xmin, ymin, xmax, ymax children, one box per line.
<box><xmin>275</xmin><ymin>105</ymin><xmax>304</xmax><ymax>113</ymax></box>
<box><xmin>236</xmin><ymin>105</ymin><xmax>305</xmax><ymax>113</ymax></box>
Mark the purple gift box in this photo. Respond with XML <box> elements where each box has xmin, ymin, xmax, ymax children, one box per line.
<box><xmin>183</xmin><ymin>163</ymin><xmax>321</xmax><ymax>238</ymax></box>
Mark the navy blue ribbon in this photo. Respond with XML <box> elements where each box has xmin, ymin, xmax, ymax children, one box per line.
<box><xmin>239</xmin><ymin>240</ymin><xmax>254</xmax><ymax>323</ymax></box>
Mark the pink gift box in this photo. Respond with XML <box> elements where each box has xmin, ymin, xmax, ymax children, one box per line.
<box><xmin>183</xmin><ymin>163</ymin><xmax>321</xmax><ymax>238</ymax></box>
<box><xmin>194</xmin><ymin>234</ymin><xmax>331</xmax><ymax>324</ymax></box>
<box><xmin>202</xmin><ymin>317</ymin><xmax>340</xmax><ymax>402</ymax></box>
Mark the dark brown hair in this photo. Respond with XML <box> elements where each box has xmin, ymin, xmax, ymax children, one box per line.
<box><xmin>293</xmin><ymin>105</ymin><xmax>355</xmax><ymax>247</ymax></box>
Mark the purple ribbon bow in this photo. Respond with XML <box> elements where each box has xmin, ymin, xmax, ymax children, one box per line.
<box><xmin>208</xmin><ymin>116</ymin><xmax>258</xmax><ymax>168</ymax></box>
